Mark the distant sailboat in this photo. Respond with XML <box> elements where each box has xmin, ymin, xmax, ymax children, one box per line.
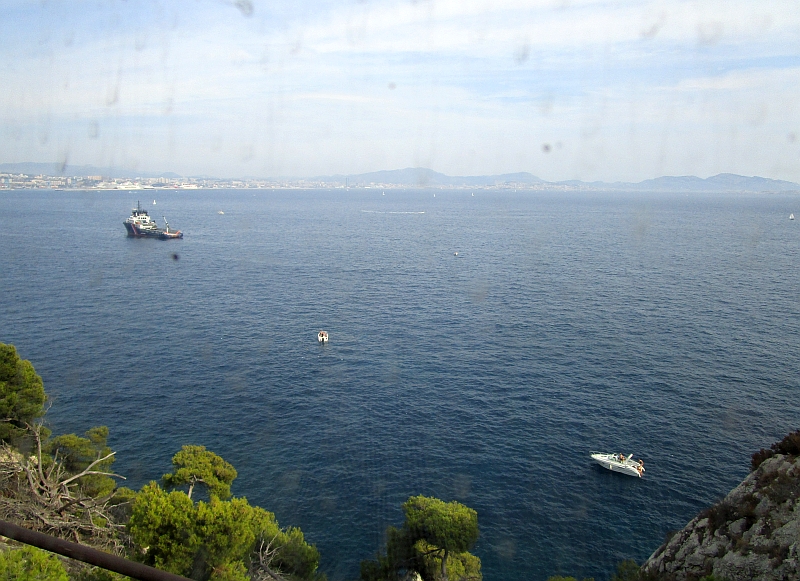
<box><xmin>153</xmin><ymin>200</ymin><xmax>156</xmax><ymax>205</ymax></box>
<box><xmin>791</xmin><ymin>213</ymin><xmax>795</xmax><ymax>220</ymax></box>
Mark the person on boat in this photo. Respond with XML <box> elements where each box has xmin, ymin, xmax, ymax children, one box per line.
<box><xmin>618</xmin><ymin>453</ymin><xmax>625</xmax><ymax>462</ymax></box>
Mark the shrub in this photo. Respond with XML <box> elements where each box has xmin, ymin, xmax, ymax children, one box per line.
<box><xmin>769</xmin><ymin>544</ymin><xmax>790</xmax><ymax>564</ymax></box>
<box><xmin>750</xmin><ymin>429</ymin><xmax>800</xmax><ymax>471</ymax></box>
<box><xmin>74</xmin><ymin>566</ymin><xmax>129</xmax><ymax>581</ymax></box>
<box><xmin>610</xmin><ymin>559</ymin><xmax>640</xmax><ymax>581</ymax></box>
<box><xmin>663</xmin><ymin>529</ymin><xmax>679</xmax><ymax>545</ymax></box>
<box><xmin>0</xmin><ymin>546</ymin><xmax>68</xmax><ymax>581</ymax></box>
<box><xmin>773</xmin><ymin>431</ymin><xmax>800</xmax><ymax>456</ymax></box>
<box><xmin>360</xmin><ymin>496</ymin><xmax>481</xmax><ymax>581</ymax></box>
<box><xmin>129</xmin><ymin>482</ymin><xmax>321</xmax><ymax>581</ymax></box>
<box><xmin>737</xmin><ymin>493</ymin><xmax>759</xmax><ymax>532</ymax></box>
<box><xmin>751</xmin><ymin>448</ymin><xmax>773</xmax><ymax>472</ymax></box>
<box><xmin>0</xmin><ymin>344</ymin><xmax>47</xmax><ymax>443</ymax></box>
<box><xmin>699</xmin><ymin>501</ymin><xmax>737</xmax><ymax>535</ymax></box>
<box><xmin>762</xmin><ymin>472</ymin><xmax>799</xmax><ymax>506</ymax></box>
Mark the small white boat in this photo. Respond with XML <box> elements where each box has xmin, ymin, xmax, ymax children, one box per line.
<box><xmin>791</xmin><ymin>214</ymin><xmax>795</xmax><ymax>220</ymax></box>
<box><xmin>590</xmin><ymin>452</ymin><xmax>645</xmax><ymax>477</ymax></box>
<box><xmin>318</xmin><ymin>330</ymin><xmax>328</xmax><ymax>343</ymax></box>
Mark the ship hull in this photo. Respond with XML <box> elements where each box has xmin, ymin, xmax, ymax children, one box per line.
<box><xmin>124</xmin><ymin>222</ymin><xmax>162</xmax><ymax>237</ymax></box>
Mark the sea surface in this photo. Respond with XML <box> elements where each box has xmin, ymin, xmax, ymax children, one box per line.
<box><xmin>1</xmin><ymin>188</ymin><xmax>798</xmax><ymax>581</ymax></box>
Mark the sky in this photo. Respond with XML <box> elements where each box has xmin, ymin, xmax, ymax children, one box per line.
<box><xmin>2</xmin><ymin>0</ymin><xmax>800</xmax><ymax>182</ymax></box>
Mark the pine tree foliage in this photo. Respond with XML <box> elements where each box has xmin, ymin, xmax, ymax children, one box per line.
<box><xmin>0</xmin><ymin>346</ymin><xmax>321</xmax><ymax>581</ymax></box>
<box><xmin>47</xmin><ymin>426</ymin><xmax>116</xmax><ymax>498</ymax></box>
<box><xmin>0</xmin><ymin>545</ymin><xmax>69</xmax><ymax>581</ymax></box>
<box><xmin>0</xmin><ymin>344</ymin><xmax>46</xmax><ymax>443</ymax></box>
<box><xmin>361</xmin><ymin>496</ymin><xmax>480</xmax><ymax>581</ymax></box>
<box><xmin>128</xmin><ymin>481</ymin><xmax>321</xmax><ymax>581</ymax></box>
<box><xmin>162</xmin><ymin>445</ymin><xmax>238</xmax><ymax>500</ymax></box>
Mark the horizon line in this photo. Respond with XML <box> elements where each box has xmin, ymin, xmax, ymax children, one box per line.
<box><xmin>0</xmin><ymin>162</ymin><xmax>798</xmax><ymax>186</ymax></box>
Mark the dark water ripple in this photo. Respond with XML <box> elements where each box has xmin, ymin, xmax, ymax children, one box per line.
<box><xmin>1</xmin><ymin>189</ymin><xmax>799</xmax><ymax>580</ymax></box>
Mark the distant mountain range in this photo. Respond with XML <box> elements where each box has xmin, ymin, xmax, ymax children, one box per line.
<box><xmin>315</xmin><ymin>168</ymin><xmax>548</xmax><ymax>187</ymax></box>
<box><xmin>2</xmin><ymin>162</ymin><xmax>798</xmax><ymax>192</ymax></box>
<box><xmin>602</xmin><ymin>174</ymin><xmax>800</xmax><ymax>193</ymax></box>
<box><xmin>319</xmin><ymin>168</ymin><xmax>800</xmax><ymax>192</ymax></box>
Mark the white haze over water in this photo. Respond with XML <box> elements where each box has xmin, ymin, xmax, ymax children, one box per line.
<box><xmin>2</xmin><ymin>0</ymin><xmax>800</xmax><ymax>181</ymax></box>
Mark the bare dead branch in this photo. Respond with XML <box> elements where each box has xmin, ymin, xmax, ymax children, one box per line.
<box><xmin>249</xmin><ymin>534</ymin><xmax>289</xmax><ymax>581</ymax></box>
<box><xmin>0</xmin><ymin>426</ymin><xmax>128</xmax><ymax>554</ymax></box>
<box><xmin>60</xmin><ymin>452</ymin><xmax>121</xmax><ymax>487</ymax></box>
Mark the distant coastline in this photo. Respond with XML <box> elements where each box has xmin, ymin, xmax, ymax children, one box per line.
<box><xmin>1</xmin><ymin>163</ymin><xmax>798</xmax><ymax>193</ymax></box>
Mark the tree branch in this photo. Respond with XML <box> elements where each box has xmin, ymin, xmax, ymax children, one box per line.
<box><xmin>0</xmin><ymin>425</ymin><xmax>126</xmax><ymax>553</ymax></box>
<box><xmin>250</xmin><ymin>534</ymin><xmax>288</xmax><ymax>581</ymax></box>
<box><xmin>59</xmin><ymin>452</ymin><xmax>121</xmax><ymax>487</ymax></box>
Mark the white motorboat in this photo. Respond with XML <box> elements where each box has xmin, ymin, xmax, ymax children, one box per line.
<box><xmin>318</xmin><ymin>330</ymin><xmax>328</xmax><ymax>343</ymax></box>
<box><xmin>590</xmin><ymin>452</ymin><xmax>645</xmax><ymax>477</ymax></box>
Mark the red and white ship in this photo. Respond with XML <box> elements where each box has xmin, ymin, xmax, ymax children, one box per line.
<box><xmin>124</xmin><ymin>201</ymin><xmax>183</xmax><ymax>239</ymax></box>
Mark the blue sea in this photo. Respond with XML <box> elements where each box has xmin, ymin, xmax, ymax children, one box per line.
<box><xmin>1</xmin><ymin>188</ymin><xmax>798</xmax><ymax>581</ymax></box>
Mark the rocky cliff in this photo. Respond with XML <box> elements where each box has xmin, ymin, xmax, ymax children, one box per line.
<box><xmin>642</xmin><ymin>451</ymin><xmax>800</xmax><ymax>581</ymax></box>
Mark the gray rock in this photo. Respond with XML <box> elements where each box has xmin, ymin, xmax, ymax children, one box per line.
<box><xmin>642</xmin><ymin>455</ymin><xmax>800</xmax><ymax>581</ymax></box>
<box><xmin>728</xmin><ymin>517</ymin><xmax>747</xmax><ymax>538</ymax></box>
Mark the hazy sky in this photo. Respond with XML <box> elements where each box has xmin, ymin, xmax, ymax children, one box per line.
<box><xmin>2</xmin><ymin>0</ymin><xmax>799</xmax><ymax>181</ymax></box>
